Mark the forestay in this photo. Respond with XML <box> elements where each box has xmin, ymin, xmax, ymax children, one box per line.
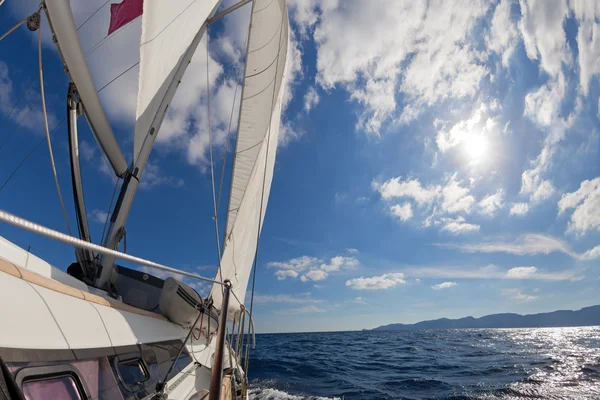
<box><xmin>133</xmin><ymin>0</ymin><xmax>221</xmax><ymax>162</ymax></box>
<box><xmin>211</xmin><ymin>0</ymin><xmax>289</xmax><ymax>319</ymax></box>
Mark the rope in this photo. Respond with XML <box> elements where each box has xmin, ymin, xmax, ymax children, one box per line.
<box><xmin>38</xmin><ymin>24</ymin><xmax>76</xmax><ymax>238</ymax></box>
<box><xmin>76</xmin><ymin>0</ymin><xmax>110</xmax><ymax>31</ymax></box>
<box><xmin>206</xmin><ymin>30</ymin><xmax>225</xmax><ymax>290</ymax></box>
<box><xmin>0</xmin><ymin>15</ymin><xmax>28</xmax><ymax>43</ymax></box>
<box><xmin>0</xmin><ymin>118</ymin><xmax>66</xmax><ymax>193</ymax></box>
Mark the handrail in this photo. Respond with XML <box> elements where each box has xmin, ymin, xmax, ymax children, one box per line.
<box><xmin>0</xmin><ymin>209</ymin><xmax>224</xmax><ymax>285</ymax></box>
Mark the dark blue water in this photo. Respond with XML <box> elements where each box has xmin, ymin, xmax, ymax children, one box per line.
<box><xmin>247</xmin><ymin>326</ymin><xmax>600</xmax><ymax>399</ymax></box>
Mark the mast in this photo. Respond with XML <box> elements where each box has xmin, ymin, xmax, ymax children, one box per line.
<box><xmin>97</xmin><ymin>0</ymin><xmax>222</xmax><ymax>288</ymax></box>
<box><xmin>44</xmin><ymin>0</ymin><xmax>129</xmax><ymax>178</ymax></box>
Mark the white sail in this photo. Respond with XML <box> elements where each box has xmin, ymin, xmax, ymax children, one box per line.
<box><xmin>211</xmin><ymin>0</ymin><xmax>289</xmax><ymax>319</ymax></box>
<box><xmin>132</xmin><ymin>0</ymin><xmax>221</xmax><ymax>162</ymax></box>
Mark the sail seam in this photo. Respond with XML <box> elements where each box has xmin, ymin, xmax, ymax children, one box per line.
<box><xmin>139</xmin><ymin>0</ymin><xmax>198</xmax><ymax>46</ymax></box>
<box><xmin>247</xmin><ymin>20</ymin><xmax>282</xmax><ymax>55</ymax></box>
<box><xmin>242</xmin><ymin>75</ymin><xmax>277</xmax><ymax>101</ymax></box>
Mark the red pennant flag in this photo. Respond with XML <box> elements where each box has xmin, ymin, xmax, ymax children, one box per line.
<box><xmin>108</xmin><ymin>0</ymin><xmax>143</xmax><ymax>35</ymax></box>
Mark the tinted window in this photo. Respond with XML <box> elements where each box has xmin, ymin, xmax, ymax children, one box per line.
<box><xmin>116</xmin><ymin>358</ymin><xmax>148</xmax><ymax>387</ymax></box>
<box><xmin>22</xmin><ymin>375</ymin><xmax>82</xmax><ymax>400</ymax></box>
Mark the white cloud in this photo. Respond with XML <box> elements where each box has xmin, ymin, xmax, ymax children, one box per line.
<box><xmin>441</xmin><ymin>180</ymin><xmax>476</xmax><ymax>214</ymax></box>
<box><xmin>0</xmin><ymin>61</ymin><xmax>58</xmax><ymax>132</ymax></box>
<box><xmin>518</xmin><ymin>0</ymin><xmax>569</xmax><ymax>80</ymax></box>
<box><xmin>435</xmin><ymin>104</ymin><xmax>491</xmax><ymax>153</ymax></box>
<box><xmin>274</xmin><ymin>270</ymin><xmax>299</xmax><ymax>280</ymax></box>
<box><xmin>558</xmin><ymin>177</ymin><xmax>600</xmax><ymax>234</ymax></box>
<box><xmin>268</xmin><ymin>254</ymin><xmax>358</xmax><ymax>282</ymax></box>
<box><xmin>440</xmin><ymin>216</ymin><xmax>480</xmax><ymax>234</ymax></box>
<box><xmin>502</xmin><ymin>288</ymin><xmax>537</xmax><ymax>303</ymax></box>
<box><xmin>439</xmin><ymin>233</ymin><xmax>578</xmax><ymax>258</ymax></box>
<box><xmin>573</xmin><ymin>4</ymin><xmax>600</xmax><ymax>95</ymax></box>
<box><xmin>304</xmin><ymin>269</ymin><xmax>328</xmax><ymax>281</ymax></box>
<box><xmin>303</xmin><ymin>86</ymin><xmax>320</xmax><ymax>112</ymax></box>
<box><xmin>138</xmin><ymin>160</ymin><xmax>184</xmax><ymax>190</ymax></box>
<box><xmin>510</xmin><ymin>202</ymin><xmax>529</xmax><ymax>216</ymax></box>
<box><xmin>319</xmin><ymin>256</ymin><xmax>359</xmax><ymax>273</ymax></box>
<box><xmin>431</xmin><ymin>281</ymin><xmax>457</xmax><ymax>290</ymax></box>
<box><xmin>505</xmin><ymin>266</ymin><xmax>537</xmax><ymax>279</ymax></box>
<box><xmin>377</xmin><ymin>176</ymin><xmax>479</xmax><ymax>232</ymax></box>
<box><xmin>252</xmin><ymin>293</ymin><xmax>323</xmax><ymax>305</ymax></box>
<box><xmin>479</xmin><ymin>189</ymin><xmax>504</xmax><ymax>216</ymax></box>
<box><xmin>88</xmin><ymin>209</ymin><xmax>109</xmax><ymax>224</ymax></box>
<box><xmin>348</xmin><ymin>296</ymin><xmax>368</xmax><ymax>305</ymax></box>
<box><xmin>390</xmin><ymin>203</ymin><xmax>413</xmax><ymax>222</ymax></box>
<box><xmin>297</xmin><ymin>0</ymin><xmax>491</xmax><ymax>133</ymax></box>
<box><xmin>405</xmin><ymin>264</ymin><xmax>580</xmax><ymax>281</ymax></box>
<box><xmin>487</xmin><ymin>0</ymin><xmax>518</xmax><ymax>67</ymax></box>
<box><xmin>377</xmin><ymin>177</ymin><xmax>440</xmax><ymax>205</ymax></box>
<box><xmin>346</xmin><ymin>248</ymin><xmax>359</xmax><ymax>254</ymax></box>
<box><xmin>345</xmin><ymin>272</ymin><xmax>406</xmax><ymax>290</ymax></box>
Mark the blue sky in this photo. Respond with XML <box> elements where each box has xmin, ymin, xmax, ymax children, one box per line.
<box><xmin>1</xmin><ymin>0</ymin><xmax>600</xmax><ymax>333</ymax></box>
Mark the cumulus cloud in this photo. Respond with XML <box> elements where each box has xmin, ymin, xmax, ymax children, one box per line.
<box><xmin>377</xmin><ymin>175</ymin><xmax>479</xmax><ymax>233</ymax></box>
<box><xmin>440</xmin><ymin>216</ymin><xmax>480</xmax><ymax>234</ymax></box>
<box><xmin>390</xmin><ymin>203</ymin><xmax>413</xmax><ymax>222</ymax></box>
<box><xmin>268</xmin><ymin>254</ymin><xmax>359</xmax><ymax>282</ymax></box>
<box><xmin>558</xmin><ymin>177</ymin><xmax>600</xmax><ymax>234</ymax></box>
<box><xmin>504</xmin><ymin>266</ymin><xmax>537</xmax><ymax>279</ymax></box>
<box><xmin>479</xmin><ymin>189</ymin><xmax>505</xmax><ymax>216</ymax></box>
<box><xmin>345</xmin><ymin>272</ymin><xmax>406</xmax><ymax>290</ymax></box>
<box><xmin>431</xmin><ymin>281</ymin><xmax>457</xmax><ymax>290</ymax></box>
<box><xmin>509</xmin><ymin>202</ymin><xmax>529</xmax><ymax>216</ymax></box>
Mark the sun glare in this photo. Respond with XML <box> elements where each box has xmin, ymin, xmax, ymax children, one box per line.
<box><xmin>464</xmin><ymin>134</ymin><xmax>488</xmax><ymax>162</ymax></box>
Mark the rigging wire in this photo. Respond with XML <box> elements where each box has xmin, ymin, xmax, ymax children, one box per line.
<box><xmin>206</xmin><ymin>29</ymin><xmax>225</xmax><ymax>290</ymax></box>
<box><xmin>0</xmin><ymin>118</ymin><xmax>66</xmax><ymax>193</ymax></box>
<box><xmin>0</xmin><ymin>78</ymin><xmax>36</xmax><ymax>134</ymax></box>
<box><xmin>76</xmin><ymin>0</ymin><xmax>110</xmax><ymax>31</ymax></box>
<box><xmin>0</xmin><ymin>15</ymin><xmax>28</xmax><ymax>43</ymax></box>
<box><xmin>38</xmin><ymin>22</ymin><xmax>76</xmax><ymax>238</ymax></box>
<box><xmin>0</xmin><ymin>88</ymin><xmax>37</xmax><ymax>154</ymax></box>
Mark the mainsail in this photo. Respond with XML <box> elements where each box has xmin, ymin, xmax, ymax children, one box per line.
<box><xmin>211</xmin><ymin>0</ymin><xmax>290</xmax><ymax>319</ymax></box>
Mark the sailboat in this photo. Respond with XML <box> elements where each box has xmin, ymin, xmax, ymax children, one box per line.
<box><xmin>0</xmin><ymin>0</ymin><xmax>289</xmax><ymax>398</ymax></box>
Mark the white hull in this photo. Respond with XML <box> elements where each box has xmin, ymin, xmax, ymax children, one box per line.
<box><xmin>0</xmin><ymin>236</ymin><xmax>245</xmax><ymax>399</ymax></box>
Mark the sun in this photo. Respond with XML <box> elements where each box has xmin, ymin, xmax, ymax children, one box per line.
<box><xmin>464</xmin><ymin>134</ymin><xmax>488</xmax><ymax>162</ymax></box>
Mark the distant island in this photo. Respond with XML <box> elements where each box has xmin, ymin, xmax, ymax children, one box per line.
<box><xmin>371</xmin><ymin>305</ymin><xmax>600</xmax><ymax>331</ymax></box>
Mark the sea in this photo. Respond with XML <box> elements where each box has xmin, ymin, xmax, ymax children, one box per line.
<box><xmin>246</xmin><ymin>326</ymin><xmax>600</xmax><ymax>399</ymax></box>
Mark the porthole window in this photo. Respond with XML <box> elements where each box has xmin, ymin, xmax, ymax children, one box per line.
<box><xmin>15</xmin><ymin>365</ymin><xmax>90</xmax><ymax>400</ymax></box>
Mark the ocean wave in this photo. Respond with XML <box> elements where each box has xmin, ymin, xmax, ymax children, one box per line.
<box><xmin>248</xmin><ymin>387</ymin><xmax>342</xmax><ymax>400</ymax></box>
